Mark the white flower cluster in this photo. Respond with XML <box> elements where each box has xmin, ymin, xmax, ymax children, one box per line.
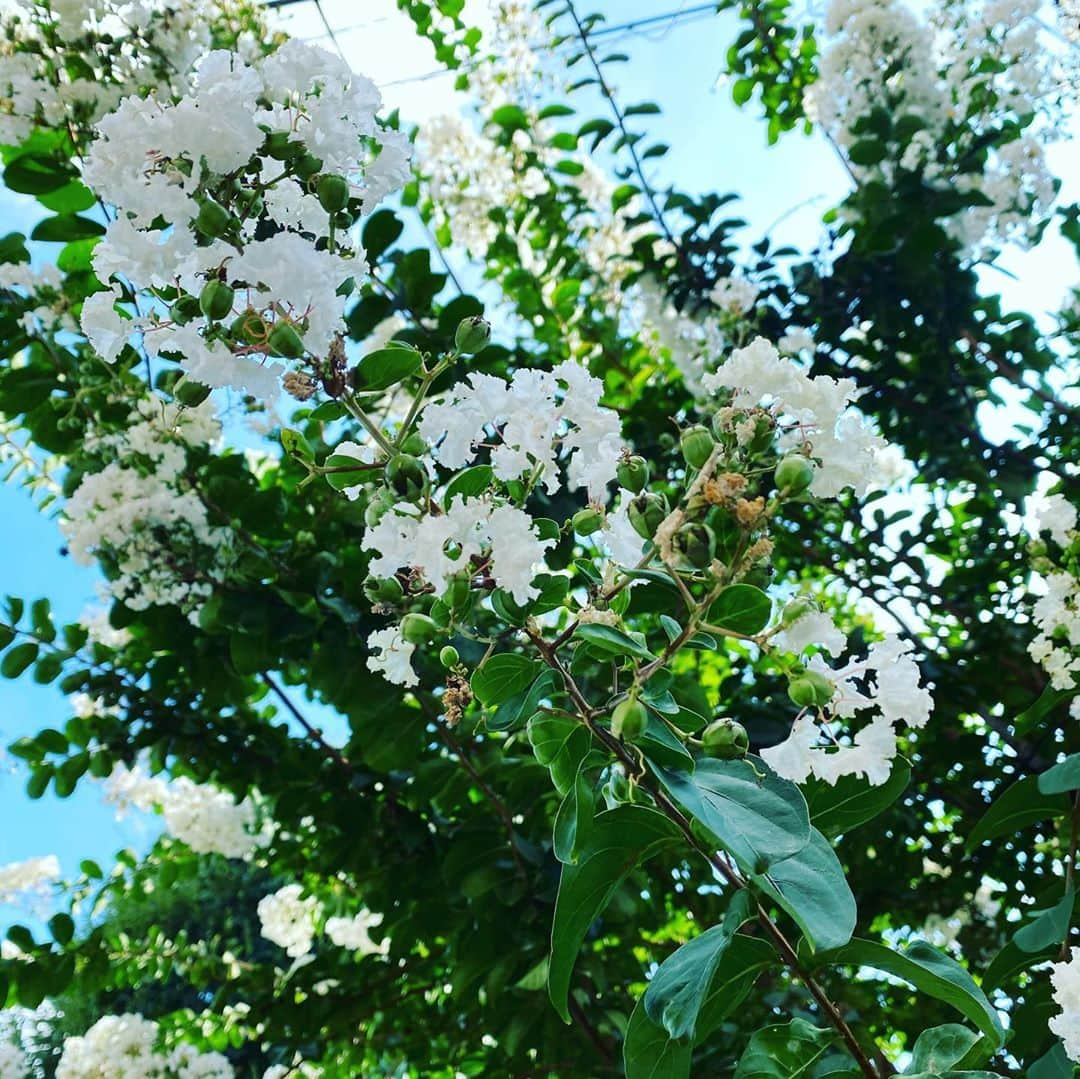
<box><xmin>0</xmin><ymin>854</ymin><xmax>60</xmax><ymax>904</ymax></box>
<box><xmin>79</xmin><ymin>40</ymin><xmax>408</xmax><ymax>399</ymax></box>
<box><xmin>702</xmin><ymin>336</ymin><xmax>900</xmax><ymax>498</ymax></box>
<box><xmin>0</xmin><ymin>260</ymin><xmax>75</xmax><ymax>337</ymax></box>
<box><xmin>809</xmin><ymin>0</ymin><xmax>1065</xmax><ymax>255</ymax></box>
<box><xmin>419</xmin><ymin>361</ymin><xmax>623</xmax><ymax>501</ymax></box>
<box><xmin>0</xmin><ymin>1040</ymin><xmax>27</xmax><ymax>1079</ymax></box>
<box><xmin>61</xmin><ymin>398</ymin><xmax>231</xmax><ymax>618</ymax></box>
<box><xmin>709</xmin><ymin>277</ymin><xmax>760</xmax><ymax>316</ymax></box>
<box><xmin>104</xmin><ymin>764</ymin><xmax>264</xmax><ymax>860</ymax></box>
<box><xmin>1051</xmin><ymin>948</ymin><xmax>1080</xmax><ymax>1063</ymax></box>
<box><xmin>0</xmin><ymin>0</ymin><xmax>263</xmax><ymax>148</ymax></box>
<box><xmin>257</xmin><ymin>885</ymin><xmax>387</xmax><ymax>961</ymax></box>
<box><xmin>56</xmin><ymin>1013</ymin><xmax>233</xmax><ymax>1079</ymax></box>
<box><xmin>763</xmin><ymin>620</ymin><xmax>933</xmax><ymax>786</ymax></box>
<box><xmin>1028</xmin><ymin>490</ymin><xmax>1079</xmax><ymax>703</ymax></box>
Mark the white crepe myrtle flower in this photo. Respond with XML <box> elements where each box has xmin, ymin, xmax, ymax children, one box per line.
<box><xmin>772</xmin><ymin>609</ymin><xmax>847</xmax><ymax>657</ymax></box>
<box><xmin>418</xmin><ymin>361</ymin><xmax>623</xmax><ymax>501</ymax></box>
<box><xmin>0</xmin><ymin>1040</ymin><xmax>28</xmax><ymax>1078</ymax></box>
<box><xmin>1034</xmin><ymin>491</ymin><xmax>1078</xmax><ymax>549</ymax></box>
<box><xmin>366</xmin><ymin>626</ymin><xmax>418</xmax><ymax>688</ymax></box>
<box><xmin>703</xmin><ymin>337</ymin><xmax>898</xmax><ymax>498</ymax></box>
<box><xmin>778</xmin><ymin>326</ymin><xmax>815</xmax><ymax>354</ymax></box>
<box><xmin>0</xmin><ymin>855</ymin><xmax>60</xmax><ymax>904</ymax></box>
<box><xmin>258</xmin><ymin>885</ymin><xmax>322</xmax><ymax>959</ymax></box>
<box><xmin>1051</xmin><ymin>948</ymin><xmax>1080</xmax><ymax>1063</ymax></box>
<box><xmin>762</xmin><ymin>635</ymin><xmax>932</xmax><ymax>787</ymax></box>
<box><xmin>325</xmin><ymin>909</ymin><xmax>388</xmax><ymax>956</ymax></box>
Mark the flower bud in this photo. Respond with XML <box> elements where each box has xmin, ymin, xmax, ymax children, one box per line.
<box><xmin>672</xmin><ymin>521</ymin><xmax>715</xmax><ymax>568</ymax></box>
<box><xmin>787</xmin><ymin>671</ymin><xmax>836</xmax><ymax>710</ymax></box>
<box><xmin>400</xmin><ymin>612</ymin><xmax>439</xmax><ymax>644</ymax></box>
<box><xmin>384</xmin><ymin>454</ymin><xmax>429</xmax><ymax>501</ymax></box>
<box><xmin>317</xmin><ymin>174</ymin><xmax>350</xmax><ymax>213</ymax></box>
<box><xmin>442</xmin><ymin>573</ymin><xmax>472</xmax><ymax>613</ymax></box>
<box><xmin>430</xmin><ymin>600</ymin><xmax>451</xmax><ymax>628</ymax></box>
<box><xmin>611</xmin><ymin>698</ymin><xmax>648</xmax><ymax>742</ymax></box>
<box><xmin>231</xmin><ymin>309</ymin><xmax>267</xmax><ymax>345</ymax></box>
<box><xmin>775</xmin><ymin>454</ymin><xmax>815</xmax><ymax>495</ymax></box>
<box><xmin>680</xmin><ymin>424</ymin><xmax>714</xmax><ymax>470</ymax></box>
<box><xmin>264</xmin><ymin>131</ymin><xmax>303</xmax><ymax>160</ymax></box>
<box><xmin>169</xmin><ymin>295</ymin><xmax>201</xmax><ymax>325</ymax></box>
<box><xmin>363</xmin><ymin>576</ymin><xmax>404</xmax><ymax>605</ymax></box>
<box><xmin>440</xmin><ymin>645</ymin><xmax>461</xmax><ymax>668</ymax></box>
<box><xmin>293</xmin><ymin>152</ymin><xmax>323</xmax><ymax>180</ymax></box>
<box><xmin>268</xmin><ymin>321</ymin><xmax>307</xmax><ymax>359</ymax></box>
<box><xmin>572</xmin><ymin>507</ymin><xmax>604</xmax><ymax>536</ymax></box>
<box><xmin>194</xmin><ymin>198</ymin><xmax>232</xmax><ymax>238</ymax></box>
<box><xmin>702</xmin><ymin>718</ymin><xmax>749</xmax><ymax>759</ymax></box>
<box><xmin>616</xmin><ymin>455</ymin><xmax>649</xmax><ymax>494</ymax></box>
<box><xmin>454</xmin><ymin>315</ymin><xmax>491</xmax><ymax>354</ymax></box>
<box><xmin>199</xmin><ymin>280</ymin><xmax>235</xmax><ymax>322</ymax></box>
<box><xmin>628</xmin><ymin>492</ymin><xmax>668</xmax><ymax>540</ymax></box>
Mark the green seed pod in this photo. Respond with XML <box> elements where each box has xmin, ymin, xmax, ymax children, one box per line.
<box><xmin>672</xmin><ymin>521</ymin><xmax>715</xmax><ymax>569</ymax></box>
<box><xmin>627</xmin><ymin>492</ymin><xmax>668</xmax><ymax>540</ymax></box>
<box><xmin>400</xmin><ymin>612</ymin><xmax>439</xmax><ymax>644</ymax></box>
<box><xmin>399</xmin><ymin>433</ymin><xmax>427</xmax><ymax>457</ymax></box>
<box><xmin>440</xmin><ymin>645</ymin><xmax>460</xmax><ymax>668</ymax></box>
<box><xmin>267</xmin><ymin>321</ymin><xmax>306</xmax><ymax>359</ymax></box>
<box><xmin>611</xmin><ymin>698</ymin><xmax>648</xmax><ymax>742</ymax></box>
<box><xmin>264</xmin><ymin>131</ymin><xmax>302</xmax><ymax>160</ymax></box>
<box><xmin>787</xmin><ymin>671</ymin><xmax>836</xmax><ymax>710</ymax></box>
<box><xmin>443</xmin><ymin>573</ymin><xmax>472</xmax><ymax>613</ymax></box>
<box><xmin>780</xmin><ymin>596</ymin><xmax>816</xmax><ymax>628</ymax></box>
<box><xmin>429</xmin><ymin>600</ymin><xmax>451</xmax><ymax>628</ymax></box>
<box><xmin>384</xmin><ymin>454</ymin><xmax>430</xmax><ymax>501</ymax></box>
<box><xmin>616</xmin><ymin>455</ymin><xmax>649</xmax><ymax>494</ymax></box>
<box><xmin>194</xmin><ymin>198</ymin><xmax>232</xmax><ymax>238</ymax></box>
<box><xmin>454</xmin><ymin>315</ymin><xmax>492</xmax><ymax>355</ymax></box>
<box><xmin>702</xmin><ymin>718</ymin><xmax>749</xmax><ymax>759</ymax></box>
<box><xmin>169</xmin><ymin>295</ymin><xmax>201</xmax><ymax>325</ymax></box>
<box><xmin>174</xmin><ymin>379</ymin><xmax>211</xmax><ymax>407</ymax></box>
<box><xmin>199</xmin><ymin>280</ymin><xmax>235</xmax><ymax>322</ymax></box>
<box><xmin>363</xmin><ymin>576</ymin><xmax>404</xmax><ymax>606</ymax></box>
<box><xmin>231</xmin><ymin>309</ymin><xmax>268</xmax><ymax>345</ymax></box>
<box><xmin>572</xmin><ymin>507</ymin><xmax>604</xmax><ymax>536</ymax></box>
<box><xmin>775</xmin><ymin>454</ymin><xmax>815</xmax><ymax>495</ymax></box>
<box><xmin>294</xmin><ymin>152</ymin><xmax>323</xmax><ymax>180</ymax></box>
<box><xmin>332</xmin><ymin>210</ymin><xmax>354</xmax><ymax>230</ymax></box>
<box><xmin>680</xmin><ymin>424</ymin><xmax>714</xmax><ymax>470</ymax></box>
<box><xmin>317</xmin><ymin>175</ymin><xmax>350</xmax><ymax>213</ymax></box>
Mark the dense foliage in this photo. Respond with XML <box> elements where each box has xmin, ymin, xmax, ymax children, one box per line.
<box><xmin>0</xmin><ymin>0</ymin><xmax>1078</xmax><ymax>1076</ymax></box>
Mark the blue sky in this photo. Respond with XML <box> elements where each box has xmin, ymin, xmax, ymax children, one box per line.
<box><xmin>1</xmin><ymin>0</ymin><xmax>1077</xmax><ymax>928</ymax></box>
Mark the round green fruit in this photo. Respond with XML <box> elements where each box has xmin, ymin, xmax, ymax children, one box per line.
<box><xmin>611</xmin><ymin>698</ymin><xmax>648</xmax><ymax>742</ymax></box>
<box><xmin>702</xmin><ymin>718</ymin><xmax>749</xmax><ymax>759</ymax></box>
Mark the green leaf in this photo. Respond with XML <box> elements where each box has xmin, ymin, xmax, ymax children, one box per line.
<box><xmin>37</xmin><ymin>181</ymin><xmax>96</xmax><ymax>213</ymax></box>
<box><xmin>528</xmin><ymin>714</ymin><xmax>591</xmax><ymax>796</ymax></box>
<box><xmin>734</xmin><ymin>1018</ymin><xmax>842</xmax><ymax>1077</ymax></box>
<box><xmin>753</xmin><ymin>827</ymin><xmax>856</xmax><ymax>952</ymax></box>
<box><xmin>804</xmin><ymin>760</ymin><xmax>910</xmax><ymax>838</ymax></box>
<box><xmin>966</xmin><ymin>776</ymin><xmax>1067</xmax><ymax>851</ymax></box>
<box><xmin>655</xmin><ymin>757</ymin><xmax>810</xmax><ymax>874</ymax></box>
<box><xmin>908</xmin><ymin>1024</ymin><xmax>987</xmax><ymax>1073</ymax></box>
<box><xmin>4</xmin><ymin>155</ymin><xmax>75</xmax><ymax>195</ymax></box>
<box><xmin>361</xmin><ymin>209</ymin><xmax>404</xmax><ymax>262</ymax></box>
<box><xmin>574</xmin><ymin>623</ymin><xmax>657</xmax><ymax>663</ymax></box>
<box><xmin>30</xmin><ymin>214</ymin><xmax>105</xmax><ymax>242</ymax></box>
<box><xmin>280</xmin><ymin>427</ymin><xmax>314</xmax><ymax>464</ymax></box>
<box><xmin>354</xmin><ymin>342</ymin><xmax>422</xmax><ymax>391</ymax></box>
<box><xmin>824</xmin><ymin>939</ymin><xmax>1004</xmax><ymax>1047</ymax></box>
<box><xmin>708</xmin><ymin>584</ymin><xmax>772</xmax><ymax>636</ymax></box>
<box><xmin>624</xmin><ymin>935</ymin><xmax>774</xmax><ymax>1079</ymax></box>
<box><xmin>1</xmin><ymin>641</ymin><xmax>38</xmax><ymax>678</ymax></box>
<box><xmin>847</xmin><ymin>138</ymin><xmax>887</xmax><ymax>166</ymax></box>
<box><xmin>553</xmin><ymin>756</ymin><xmax>595</xmax><ymax>864</ymax></box>
<box><xmin>1013</xmin><ymin>889</ymin><xmax>1073</xmax><ymax>953</ymax></box>
<box><xmin>1038</xmin><ymin>754</ymin><xmax>1080</xmax><ymax>795</ymax></box>
<box><xmin>643</xmin><ymin>891</ymin><xmax>752</xmax><ymax>1040</ymax></box>
<box><xmin>472</xmin><ymin>654</ymin><xmax>540</xmax><ymax>707</ymax></box>
<box><xmin>548</xmin><ymin>805</ymin><xmax>680</xmax><ymax>1021</ymax></box>
<box><xmin>1015</xmin><ymin>685</ymin><xmax>1078</xmax><ymax>737</ymax></box>
<box><xmin>323</xmin><ymin>451</ymin><xmax>371</xmax><ymax>493</ymax></box>
<box><xmin>488</xmin><ymin>668</ymin><xmax>563</xmax><ymax>732</ymax></box>
<box><xmin>48</xmin><ymin>913</ymin><xmax>74</xmax><ymax>947</ymax></box>
<box><xmin>443</xmin><ymin>464</ymin><xmax>494</xmax><ymax>507</ymax></box>
<box><xmin>1027</xmin><ymin>1043</ymin><xmax>1073</xmax><ymax>1078</ymax></box>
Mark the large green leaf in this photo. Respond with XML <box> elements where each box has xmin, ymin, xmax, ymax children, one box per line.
<box><xmin>353</xmin><ymin>342</ymin><xmax>422</xmax><ymax>391</ymax></box>
<box><xmin>548</xmin><ymin>805</ymin><xmax>680</xmax><ymax>1022</ymax></box>
<box><xmin>655</xmin><ymin>757</ymin><xmax>810</xmax><ymax>874</ymax></box>
<box><xmin>1027</xmin><ymin>1043</ymin><xmax>1073</xmax><ymax>1078</ymax></box>
<box><xmin>825</xmin><ymin>939</ymin><xmax>1004</xmax><ymax>1047</ymax></box>
<box><xmin>553</xmin><ymin>756</ymin><xmax>595</xmax><ymax>865</ymax></box>
<box><xmin>643</xmin><ymin>891</ymin><xmax>752</xmax><ymax>1040</ymax></box>
<box><xmin>734</xmin><ymin>1018</ymin><xmax>848</xmax><ymax>1077</ymax></box>
<box><xmin>472</xmin><ymin>654</ymin><xmax>540</xmax><ymax>707</ymax></box>
<box><xmin>805</xmin><ymin>759</ymin><xmax>910</xmax><ymax>838</ymax></box>
<box><xmin>574</xmin><ymin>623</ymin><xmax>657</xmax><ymax>662</ymax></box>
<box><xmin>753</xmin><ymin>827</ymin><xmax>856</xmax><ymax>952</ymax></box>
<box><xmin>966</xmin><ymin>776</ymin><xmax>1067</xmax><ymax>851</ymax></box>
<box><xmin>708</xmin><ymin>584</ymin><xmax>772</xmax><ymax>635</ymax></box>
<box><xmin>907</xmin><ymin>1024</ymin><xmax>987</xmax><ymax>1072</ymax></box>
<box><xmin>624</xmin><ymin>934</ymin><xmax>774</xmax><ymax>1079</ymax></box>
<box><xmin>1038</xmin><ymin>754</ymin><xmax>1080</xmax><ymax>795</ymax></box>
<box><xmin>1013</xmin><ymin>889</ymin><xmax>1073</xmax><ymax>953</ymax></box>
